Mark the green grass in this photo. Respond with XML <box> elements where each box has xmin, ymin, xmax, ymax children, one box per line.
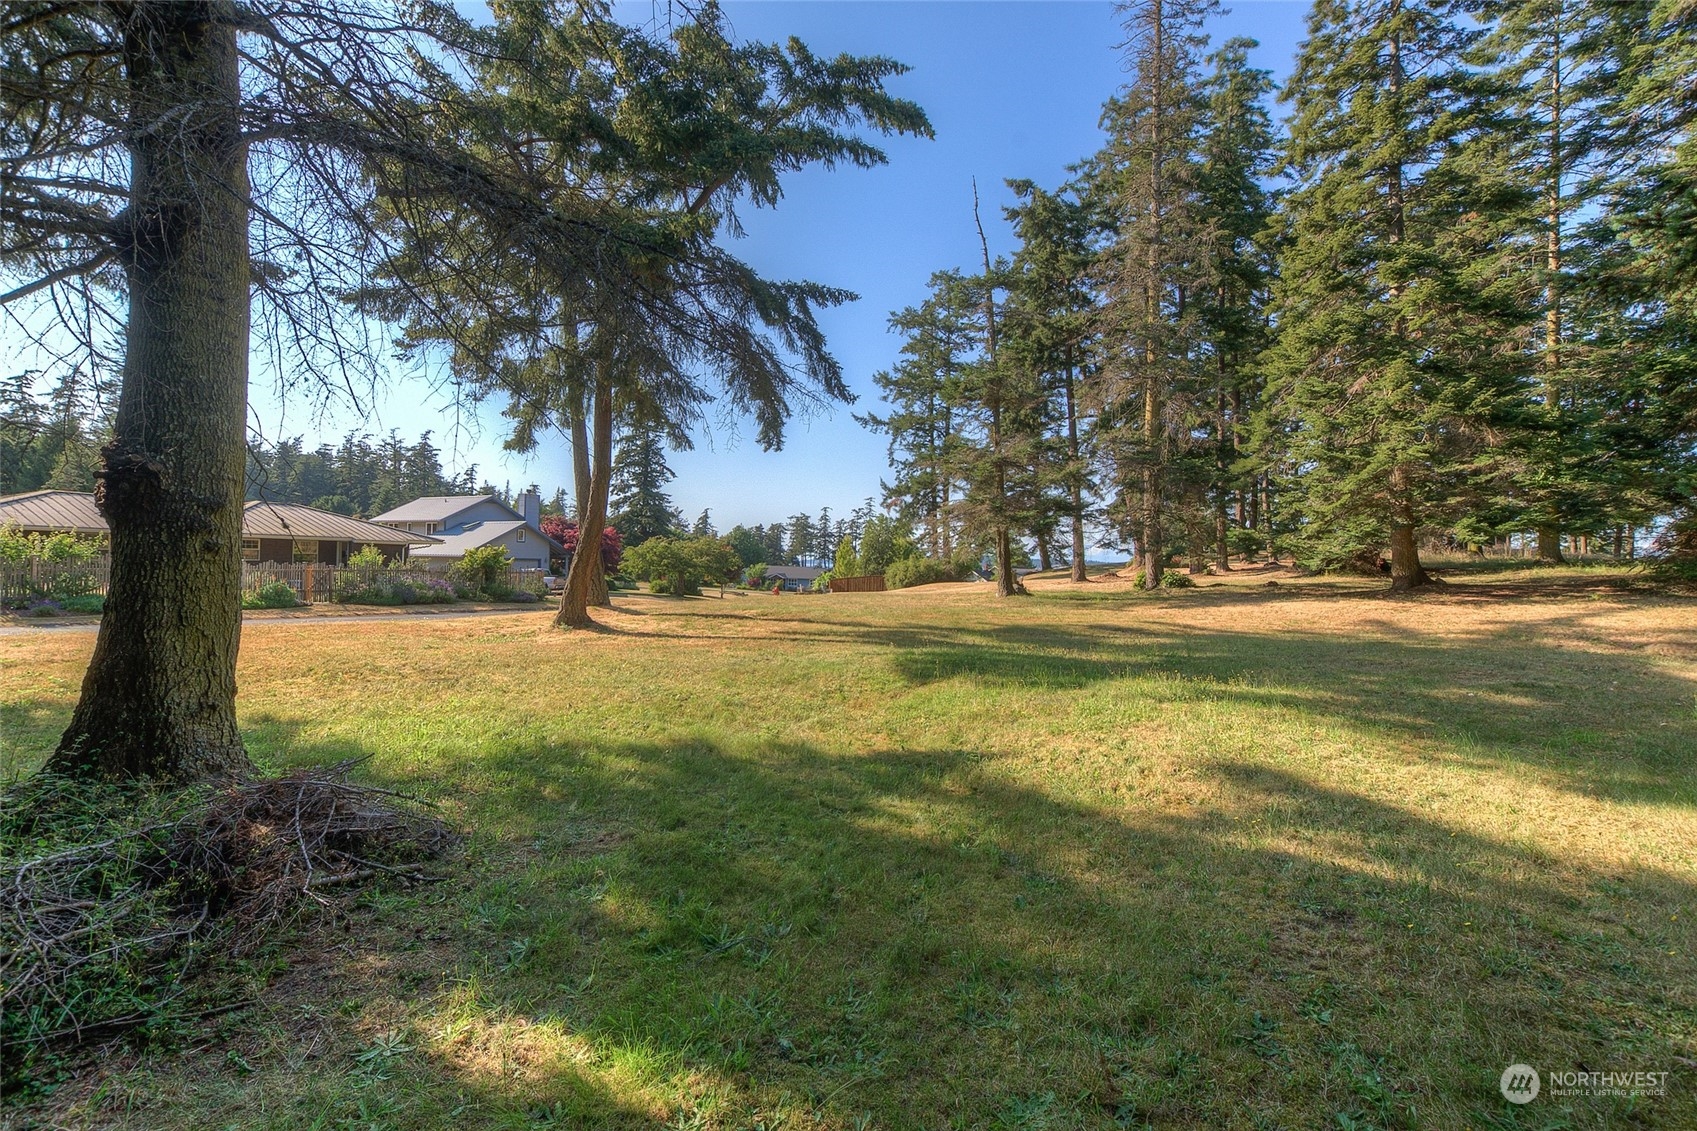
<box><xmin>3</xmin><ymin>566</ymin><xmax>1694</xmax><ymax>1129</ymax></box>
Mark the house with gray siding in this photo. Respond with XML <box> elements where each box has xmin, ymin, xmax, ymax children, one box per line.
<box><xmin>371</xmin><ymin>489</ymin><xmax>564</xmax><ymax>571</ymax></box>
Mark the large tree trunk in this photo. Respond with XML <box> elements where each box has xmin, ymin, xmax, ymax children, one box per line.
<box><xmin>1387</xmin><ymin>522</ymin><xmax>1432</xmax><ymax>592</ymax></box>
<box><xmin>567</xmin><ymin>396</ymin><xmax>611</xmax><ymax>606</ymax></box>
<box><xmin>1387</xmin><ymin>459</ymin><xmax>1431</xmax><ymax>591</ymax></box>
<box><xmin>49</xmin><ymin>2</ymin><xmax>255</xmax><ymax>782</ymax></box>
<box><xmin>995</xmin><ymin>526</ymin><xmax>1022</xmax><ymax>597</ymax></box>
<box><xmin>556</xmin><ymin>374</ymin><xmax>613</xmax><ymax>628</ymax></box>
<box><xmin>1536</xmin><ymin>524</ymin><xmax>1566</xmax><ymax>563</ymax></box>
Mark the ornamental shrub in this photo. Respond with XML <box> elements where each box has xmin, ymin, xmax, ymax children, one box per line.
<box><xmin>885</xmin><ymin>557</ymin><xmax>955</xmax><ymax>589</ymax></box>
<box><xmin>241</xmin><ymin>580</ymin><xmax>300</xmax><ymax>609</ymax></box>
<box><xmin>449</xmin><ymin>545</ymin><xmax>512</xmax><ymax>599</ymax></box>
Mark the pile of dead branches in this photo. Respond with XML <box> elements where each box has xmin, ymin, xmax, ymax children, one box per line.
<box><xmin>0</xmin><ymin>761</ymin><xmax>454</xmax><ymax>1077</ymax></box>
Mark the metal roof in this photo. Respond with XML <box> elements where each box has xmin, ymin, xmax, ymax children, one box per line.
<box><xmin>240</xmin><ymin>501</ymin><xmax>440</xmax><ymax>544</ymax></box>
<box><xmin>370</xmin><ymin>495</ymin><xmax>507</xmax><ymax>524</ymax></box>
<box><xmin>0</xmin><ymin>490</ymin><xmax>106</xmax><ymax>535</ymax></box>
<box><xmin>0</xmin><ymin>491</ymin><xmax>439</xmax><ymax>545</ymax></box>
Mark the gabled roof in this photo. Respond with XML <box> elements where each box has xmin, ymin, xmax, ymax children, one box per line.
<box><xmin>0</xmin><ymin>491</ymin><xmax>439</xmax><ymax>545</ymax></box>
<box><xmin>370</xmin><ymin>494</ymin><xmax>516</xmax><ymax>524</ymax></box>
<box><xmin>241</xmin><ymin>501</ymin><xmax>440</xmax><ymax>545</ymax></box>
<box><xmin>407</xmin><ymin>518</ymin><xmax>565</xmax><ymax>559</ymax></box>
<box><xmin>0</xmin><ymin>490</ymin><xmax>106</xmax><ymax>535</ymax></box>
<box><xmin>765</xmin><ymin>565</ymin><xmax>826</xmax><ymax>580</ymax></box>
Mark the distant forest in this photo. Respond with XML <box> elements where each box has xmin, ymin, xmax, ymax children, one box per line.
<box><xmin>0</xmin><ymin>370</ymin><xmax>105</xmax><ymax>496</ymax></box>
<box><xmin>243</xmin><ymin>432</ymin><xmax>485</xmax><ymax>518</ymax></box>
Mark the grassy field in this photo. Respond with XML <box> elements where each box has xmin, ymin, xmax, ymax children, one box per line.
<box><xmin>3</xmin><ymin>564</ymin><xmax>1695</xmax><ymax>1129</ymax></box>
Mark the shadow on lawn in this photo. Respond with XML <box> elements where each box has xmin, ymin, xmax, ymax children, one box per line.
<box><xmin>670</xmin><ymin>604</ymin><xmax>1697</xmax><ymax>809</ymax></box>
<box><xmin>153</xmin><ymin>719</ymin><xmax>1697</xmax><ymax>1131</ymax></box>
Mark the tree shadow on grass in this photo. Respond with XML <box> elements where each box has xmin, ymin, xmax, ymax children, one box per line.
<box><xmin>861</xmin><ymin>616</ymin><xmax>1695</xmax><ymax>809</ymax></box>
<box><xmin>30</xmin><ymin>722</ymin><xmax>1692</xmax><ymax>1131</ymax></box>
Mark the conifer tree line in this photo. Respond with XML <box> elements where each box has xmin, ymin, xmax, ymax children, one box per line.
<box><xmin>863</xmin><ymin>0</ymin><xmax>1697</xmax><ymax>591</ymax></box>
<box><xmin>0</xmin><ymin>370</ymin><xmax>109</xmax><ymax>495</ymax></box>
<box><xmin>242</xmin><ymin>432</ymin><xmax>481</xmax><ymax>517</ymax></box>
<box><xmin>564</xmin><ymin>417</ymin><xmax>883</xmax><ymax>567</ymax></box>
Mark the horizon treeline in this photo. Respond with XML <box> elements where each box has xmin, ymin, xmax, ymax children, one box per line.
<box><xmin>243</xmin><ymin>432</ymin><xmax>483</xmax><ymax>518</ymax></box>
<box><xmin>860</xmin><ymin>0</ymin><xmax>1696</xmax><ymax>590</ymax></box>
<box><xmin>596</xmin><ymin>416</ymin><xmax>884</xmax><ymax>566</ymax></box>
<box><xmin>0</xmin><ymin>370</ymin><xmax>108</xmax><ymax>496</ymax></box>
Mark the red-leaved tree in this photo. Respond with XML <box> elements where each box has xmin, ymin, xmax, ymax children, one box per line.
<box><xmin>541</xmin><ymin>516</ymin><xmax>623</xmax><ymax>571</ymax></box>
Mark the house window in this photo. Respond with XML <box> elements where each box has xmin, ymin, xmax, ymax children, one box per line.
<box><xmin>517</xmin><ymin>529</ymin><xmax>526</xmax><ymax>542</ymax></box>
<box><xmin>291</xmin><ymin>540</ymin><xmax>318</xmax><ymax>563</ymax></box>
<box><xmin>426</xmin><ymin>522</ymin><xmax>438</xmax><ymax>534</ymax></box>
<box><xmin>241</xmin><ymin>539</ymin><xmax>260</xmax><ymax>562</ymax></box>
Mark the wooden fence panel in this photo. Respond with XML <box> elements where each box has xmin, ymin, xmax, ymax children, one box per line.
<box><xmin>827</xmin><ymin>574</ymin><xmax>886</xmax><ymax>593</ymax></box>
<box><xmin>0</xmin><ymin>555</ymin><xmax>111</xmax><ymax>601</ymax></box>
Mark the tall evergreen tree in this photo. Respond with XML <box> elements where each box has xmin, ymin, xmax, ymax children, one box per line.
<box><xmin>1263</xmin><ymin>0</ymin><xmax>1530</xmax><ymax>589</ymax></box>
<box><xmin>955</xmin><ymin>186</ymin><xmax>1046</xmax><ymax>596</ymax></box>
<box><xmin>786</xmin><ymin>512</ymin><xmax>815</xmax><ymax>565</ymax></box>
<box><xmin>1088</xmin><ymin>0</ymin><xmax>1218</xmax><ymax>587</ymax></box>
<box><xmin>0</xmin><ymin>372</ymin><xmax>50</xmax><ymax>495</ymax></box>
<box><xmin>1196</xmin><ymin>38</ymin><xmax>1277</xmax><ymax>570</ymax></box>
<box><xmin>1477</xmin><ymin>0</ymin><xmax>1639</xmax><ymax>560</ymax></box>
<box><xmin>357</xmin><ymin>2</ymin><xmax>931</xmax><ymax>629</ymax></box>
<box><xmin>858</xmin><ymin>274</ymin><xmax>975</xmax><ymax>558</ymax></box>
<box><xmin>1004</xmin><ymin>179</ymin><xmax>1099</xmax><ymax>581</ymax></box>
<box><xmin>609</xmin><ymin>420</ymin><xmax>682</xmax><ymax>547</ymax></box>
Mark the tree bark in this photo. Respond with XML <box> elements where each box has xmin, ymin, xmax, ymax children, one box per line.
<box><xmin>1536</xmin><ymin>524</ymin><xmax>1566</xmax><ymax>563</ymax></box>
<box><xmin>555</xmin><ymin>372</ymin><xmax>613</xmax><ymax>628</ymax></box>
<box><xmin>1386</xmin><ymin>461</ymin><xmax>1429</xmax><ymax>591</ymax></box>
<box><xmin>49</xmin><ymin>2</ymin><xmax>255</xmax><ymax>782</ymax></box>
<box><xmin>1214</xmin><ymin>373</ymin><xmax>1231</xmax><ymax>572</ymax></box>
<box><xmin>1388</xmin><ymin>521</ymin><xmax>1431</xmax><ymax>592</ymax></box>
<box><xmin>567</xmin><ymin>394</ymin><xmax>610</xmax><ymax>606</ymax></box>
<box><xmin>1214</xmin><ymin>495</ymin><xmax>1230</xmax><ymax>572</ymax></box>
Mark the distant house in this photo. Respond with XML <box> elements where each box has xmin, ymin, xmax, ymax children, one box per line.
<box><xmin>764</xmin><ymin>565</ymin><xmax>826</xmax><ymax>592</ymax></box>
<box><xmin>371</xmin><ymin>489</ymin><xmax>564</xmax><ymax>572</ymax></box>
<box><xmin>0</xmin><ymin>490</ymin><xmax>436</xmax><ymax>564</ymax></box>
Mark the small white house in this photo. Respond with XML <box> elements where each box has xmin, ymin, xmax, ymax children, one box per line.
<box><xmin>371</xmin><ymin>489</ymin><xmax>563</xmax><ymax>571</ymax></box>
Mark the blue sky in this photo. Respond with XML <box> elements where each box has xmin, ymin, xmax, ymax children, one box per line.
<box><xmin>249</xmin><ymin>1</ymin><xmax>1310</xmax><ymax>531</ymax></box>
